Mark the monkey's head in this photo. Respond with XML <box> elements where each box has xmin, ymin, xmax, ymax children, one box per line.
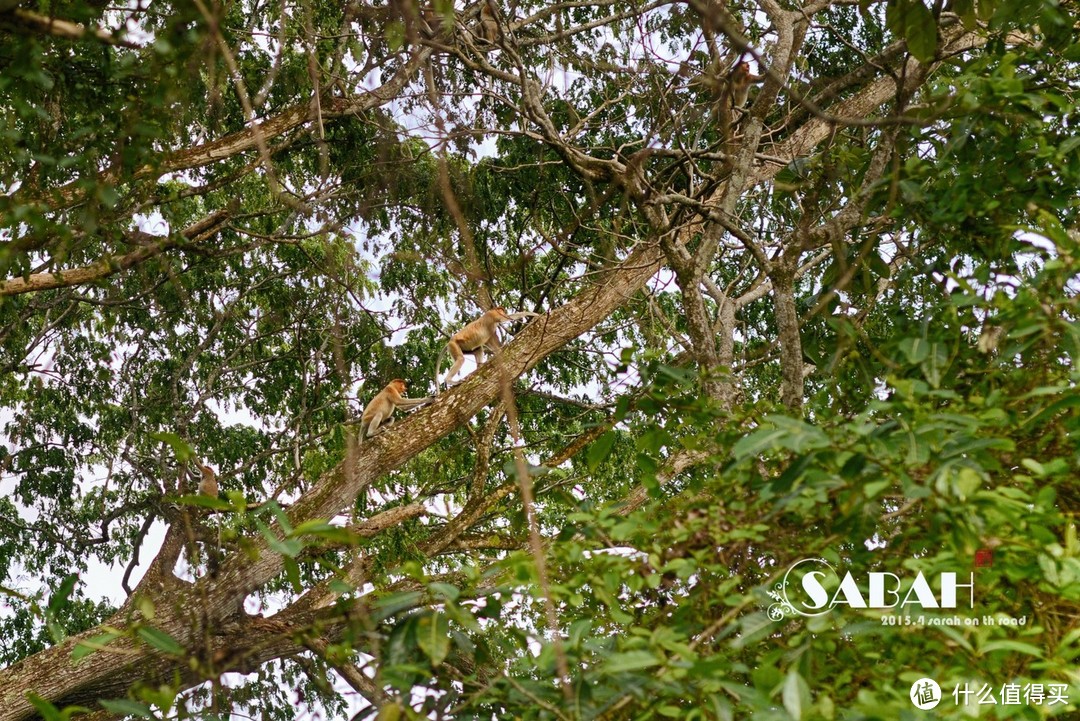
<box><xmin>490</xmin><ymin>307</ymin><xmax>510</xmax><ymax>321</ymax></box>
<box><xmin>731</xmin><ymin>61</ymin><xmax>751</xmax><ymax>79</ymax></box>
<box><xmin>390</xmin><ymin>378</ymin><xmax>407</xmax><ymax>393</ymax></box>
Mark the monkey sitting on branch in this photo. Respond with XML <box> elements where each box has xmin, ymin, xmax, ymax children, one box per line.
<box><xmin>692</xmin><ymin>57</ymin><xmax>763</xmax><ymax>138</ymax></box>
<box><xmin>434</xmin><ymin>307</ymin><xmax>539</xmax><ymax>388</ymax></box>
<box><xmin>717</xmin><ymin>59</ymin><xmax>762</xmax><ymax>137</ymax></box>
<box><xmin>359</xmin><ymin>379</ymin><xmax>434</xmax><ymax>442</ymax></box>
<box><xmin>195</xmin><ymin>461</ymin><xmax>218</xmax><ymax>498</ymax></box>
<box><xmin>477</xmin><ymin>0</ymin><xmax>506</xmax><ymax>47</ymax></box>
<box><xmin>725</xmin><ymin>60</ymin><xmax>762</xmax><ymax>110</ymax></box>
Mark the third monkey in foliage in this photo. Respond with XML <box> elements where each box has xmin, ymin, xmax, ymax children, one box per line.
<box><xmin>196</xmin><ymin>462</ymin><xmax>218</xmax><ymax>497</ymax></box>
<box><xmin>694</xmin><ymin>59</ymin><xmax>762</xmax><ymax>139</ymax></box>
<box><xmin>477</xmin><ymin>0</ymin><xmax>513</xmax><ymax>46</ymax></box>
<box><xmin>725</xmin><ymin>61</ymin><xmax>761</xmax><ymax>110</ymax></box>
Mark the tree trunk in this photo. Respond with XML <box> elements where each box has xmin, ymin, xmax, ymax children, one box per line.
<box><xmin>771</xmin><ymin>264</ymin><xmax>804</xmax><ymax>414</ymax></box>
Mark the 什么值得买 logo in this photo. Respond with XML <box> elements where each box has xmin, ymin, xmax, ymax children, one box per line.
<box><xmin>767</xmin><ymin>558</ymin><xmax>975</xmax><ymax>620</ymax></box>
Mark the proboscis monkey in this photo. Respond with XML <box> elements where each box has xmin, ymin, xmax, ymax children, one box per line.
<box><xmin>715</xmin><ymin>60</ymin><xmax>762</xmax><ymax>139</ymax></box>
<box><xmin>419</xmin><ymin>2</ymin><xmax>452</xmax><ymax>41</ymax></box>
<box><xmin>187</xmin><ymin>460</ymin><xmax>222</xmax><ymax>577</ymax></box>
<box><xmin>726</xmin><ymin>60</ymin><xmax>762</xmax><ymax>110</ymax></box>
<box><xmin>434</xmin><ymin>307</ymin><xmax>539</xmax><ymax>388</ymax></box>
<box><xmin>196</xmin><ymin>462</ymin><xmax>218</xmax><ymax>498</ymax></box>
<box><xmin>478</xmin><ymin>0</ymin><xmax>501</xmax><ymax>44</ymax></box>
<box><xmin>359</xmin><ymin>379</ymin><xmax>433</xmax><ymax>441</ymax></box>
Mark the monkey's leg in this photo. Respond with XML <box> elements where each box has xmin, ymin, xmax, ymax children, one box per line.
<box><xmin>365</xmin><ymin>411</ymin><xmax>384</xmax><ymax>438</ymax></box>
<box><xmin>444</xmin><ymin>341</ymin><xmax>466</xmax><ymax>386</ymax></box>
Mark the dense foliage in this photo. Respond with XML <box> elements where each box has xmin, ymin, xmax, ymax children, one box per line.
<box><xmin>1</xmin><ymin>0</ymin><xmax>1078</xmax><ymax>719</ymax></box>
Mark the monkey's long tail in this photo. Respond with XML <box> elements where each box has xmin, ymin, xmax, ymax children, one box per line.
<box><xmin>432</xmin><ymin>345</ymin><xmax>448</xmax><ymax>391</ymax></box>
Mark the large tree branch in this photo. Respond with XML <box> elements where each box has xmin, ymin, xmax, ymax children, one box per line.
<box><xmin>0</xmin><ymin>8</ymin><xmax>141</xmax><ymax>48</ymax></box>
<box><xmin>13</xmin><ymin>48</ymin><xmax>433</xmax><ymax>214</ymax></box>
<box><xmin>0</xmin><ymin>236</ymin><xmax>666</xmax><ymax>720</ymax></box>
<box><xmin>206</xmin><ymin>238</ymin><xmax>667</xmax><ymax>616</ymax></box>
<box><xmin>0</xmin><ymin>210</ymin><xmax>229</xmax><ymax>297</ymax></box>
<box><xmin>750</xmin><ymin>24</ymin><xmax>982</xmax><ymax>186</ymax></box>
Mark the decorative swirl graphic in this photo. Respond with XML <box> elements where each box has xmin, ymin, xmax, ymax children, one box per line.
<box><xmin>766</xmin><ymin>558</ymin><xmax>838</xmax><ymax>620</ymax></box>
<box><xmin>766</xmin><ymin>582</ymin><xmax>796</xmax><ymax>620</ymax></box>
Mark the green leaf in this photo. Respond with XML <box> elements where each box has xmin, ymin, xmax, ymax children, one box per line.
<box><xmin>767</xmin><ymin>416</ymin><xmax>831</xmax><ymax>452</ymax></box>
<box><xmin>733</xmin><ymin>428</ymin><xmax>788</xmax><ymax>460</ymax></box>
<box><xmin>782</xmin><ymin>669</ymin><xmax>811</xmax><ymax>720</ymax></box>
<box><xmin>637</xmin><ymin>427</ymin><xmax>673</xmax><ymax>454</ymax></box>
<box><xmin>864</xmin><ymin>479</ymin><xmax>890</xmax><ymax>498</ymax></box>
<box><xmin>1059</xmin><ymin>136</ymin><xmax>1080</xmax><ymax>157</ymax></box>
<box><xmin>980</xmin><ymin>640</ymin><xmax>1044</xmax><ymax>657</ymax></box>
<box><xmin>177</xmin><ymin>493</ymin><xmax>233</xmax><ymax>510</ymax></box>
<box><xmin>568</xmin><ymin>619</ymin><xmax>592</xmax><ymax>648</ymax></box>
<box><xmin>98</xmin><ymin>699</ymin><xmax>155</xmax><ymax>718</ymax></box>
<box><xmin>751</xmin><ymin>663</ymin><xmax>782</xmax><ymax>691</ymax></box>
<box><xmin>329</xmin><ymin>580</ymin><xmax>355</xmax><ymax>596</ymax></box>
<box><xmin>256</xmin><ymin>519</ymin><xmax>303</xmax><ymax>558</ymax></box>
<box><xmin>26</xmin><ymin>694</ymin><xmax>63</xmax><ymax>721</ymax></box>
<box><xmin>372</xmin><ymin>592</ymin><xmax>424</xmax><ymax>622</ymax></box>
<box><xmin>385</xmin><ymin>20</ymin><xmax>405</xmax><ymax>50</ymax></box>
<box><xmin>867</xmin><ymin>251</ymin><xmax>891</xmax><ymax>278</ymax></box>
<box><xmin>904</xmin><ymin>0</ymin><xmax>938</xmax><ymax>62</ymax></box>
<box><xmin>47</xmin><ymin>574</ymin><xmax>77</xmax><ymax>615</ymax></box>
<box><xmin>733</xmin><ymin>612</ymin><xmax>777</xmax><ymax>648</ymax></box>
<box><xmin>1026</xmin><ymin>394</ymin><xmax>1080</xmax><ymax>427</ymax></box>
<box><xmin>952</xmin><ymin>0</ymin><xmax>977</xmax><ymax>27</ymax></box>
<box><xmin>885</xmin><ymin>1</ymin><xmax>904</xmax><ymax>35</ymax></box>
<box><xmin>149</xmin><ymin>432</ymin><xmax>196</xmax><ymax>463</ymax></box>
<box><xmin>920</xmin><ymin>342</ymin><xmax>949</xmax><ymax>388</ymax></box>
<box><xmin>137</xmin><ymin>627</ymin><xmax>184</xmax><ymax>655</ymax></box>
<box><xmin>735</xmin><ymin>416</ymin><xmax>831</xmax><ymax>460</ymax></box>
<box><xmin>586</xmin><ymin>431</ymin><xmax>617</xmax><ymax>471</ymax></box>
<box><xmin>899</xmin><ymin>337</ymin><xmax>929</xmax><ymax>364</ymax></box>
<box><xmin>26</xmin><ymin>694</ymin><xmax>89</xmax><ymax>721</ymax></box>
<box><xmin>45</xmin><ymin>574</ymin><xmax>78</xmax><ymax>643</ymax></box>
<box><xmin>602</xmin><ymin>650</ymin><xmax>661</xmax><ymax>674</ymax></box>
<box><xmin>427</xmin><ymin>582</ymin><xmax>460</xmax><ymax>601</ymax></box>
<box><xmin>656</xmin><ymin>364</ymin><xmax>696</xmax><ymax>384</ymax></box>
<box><xmin>291</xmin><ymin>519</ymin><xmax>357</xmax><ymax>544</ymax></box>
<box><xmin>375</xmin><ymin>703</ymin><xmax>404</xmax><ymax>721</ymax></box>
<box><xmin>72</xmin><ymin>630</ymin><xmax>123</xmax><ymax>662</ymax></box>
<box><xmin>284</xmin><ymin>557</ymin><xmax>302</xmax><ymax>594</ymax></box>
<box><xmin>267</xmin><ymin>501</ymin><xmax>294</xmax><ymax>535</ymax></box>
<box><xmin>953</xmin><ymin>467</ymin><xmax>982</xmax><ymax>499</ymax></box>
<box><xmin>416</xmin><ymin>613</ymin><xmax>450</xmax><ymax>667</ymax></box>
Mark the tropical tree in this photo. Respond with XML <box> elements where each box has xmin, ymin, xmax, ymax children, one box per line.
<box><xmin>1</xmin><ymin>0</ymin><xmax>1078</xmax><ymax>719</ymax></box>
